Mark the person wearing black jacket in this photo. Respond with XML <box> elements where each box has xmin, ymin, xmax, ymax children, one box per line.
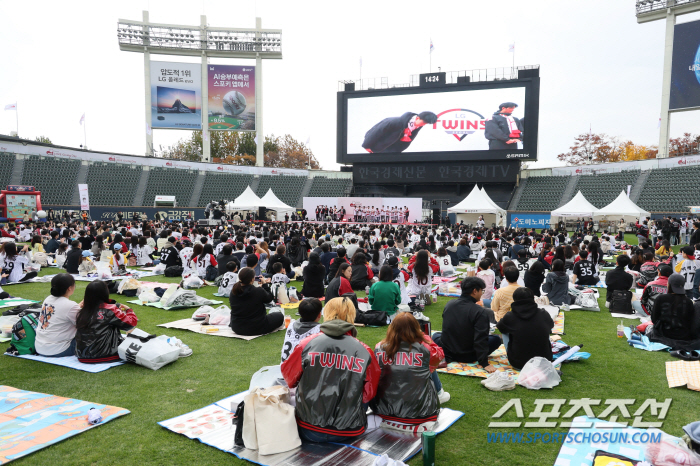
<box><xmin>229</xmin><ymin>268</ymin><xmax>284</xmax><ymax>336</ymax></box>
<box><xmin>159</xmin><ymin>238</ymin><xmax>182</xmax><ymax>268</ymax></box>
<box><xmin>496</xmin><ymin>287</ymin><xmax>554</xmax><ymax>370</ymax></box>
<box><xmin>45</xmin><ymin>231</ymin><xmax>61</xmax><ymax>254</ymax></box>
<box><xmin>302</xmin><ymin>253</ymin><xmax>326</xmax><ymax>298</ymax></box>
<box><xmin>604</xmin><ymin>254</ymin><xmax>634</xmax><ymax>307</ymax></box>
<box><xmin>216</xmin><ymin>243</ymin><xmax>240</xmax><ymax>276</ymax></box>
<box><xmin>690</xmin><ymin>222</ymin><xmax>700</xmax><ymax>247</ymax></box>
<box><xmin>64</xmin><ymin>240</ymin><xmax>83</xmax><ymax>274</ymax></box>
<box><xmin>649</xmin><ymin>273</ymin><xmax>700</xmax><ymax>350</ymax></box>
<box><xmin>328</xmin><ymin>248</ymin><xmax>350</xmax><ymax>282</ymax></box>
<box><xmin>286</xmin><ymin>237</ymin><xmax>307</xmax><ymax>267</ymax></box>
<box><xmin>523</xmin><ymin>260</ymin><xmax>546</xmax><ymax>297</ymax></box>
<box><xmin>266</xmin><ymin>244</ymin><xmax>295</xmax><ymax>279</ymax></box>
<box><xmin>432</xmin><ymin>277</ymin><xmax>500</xmax><ymax>372</ymax></box>
<box><xmin>361</xmin><ymin>111</ymin><xmax>438</xmax><ymax>153</ymax></box>
<box><xmin>484</xmin><ymin>102</ymin><xmax>523</xmax><ymax>150</ymax></box>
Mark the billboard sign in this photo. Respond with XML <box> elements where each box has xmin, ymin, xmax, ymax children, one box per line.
<box><xmin>338</xmin><ymin>78</ymin><xmax>539</xmax><ymax>163</ymax></box>
<box><xmin>509</xmin><ymin>213</ymin><xmax>551</xmax><ymax>228</ymax></box>
<box><xmin>150</xmin><ymin>61</ymin><xmax>202</xmax><ymax>129</ymax></box>
<box><xmin>207</xmin><ymin>65</ymin><xmax>256</xmax><ymax>131</ymax></box>
<box><xmin>78</xmin><ymin>184</ymin><xmax>90</xmax><ymax>211</ymax></box>
<box><xmin>670</xmin><ymin>19</ymin><xmax>700</xmax><ymax>110</ymax></box>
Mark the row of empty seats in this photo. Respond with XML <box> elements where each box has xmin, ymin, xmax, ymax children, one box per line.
<box><xmin>21</xmin><ymin>155</ymin><xmax>80</xmax><ymax>205</ymax></box>
<box><xmin>0</xmin><ymin>153</ymin><xmax>15</xmax><ymax>190</ymax></box>
<box><xmin>513</xmin><ymin>176</ymin><xmax>569</xmax><ymax>211</ymax></box>
<box><xmin>142</xmin><ymin>167</ymin><xmax>198</xmax><ymax>207</ymax></box>
<box><xmin>308</xmin><ymin>176</ymin><xmax>352</xmax><ymax>198</ymax></box>
<box><xmin>637</xmin><ymin>165</ymin><xmax>700</xmax><ymax>212</ymax></box>
<box><xmin>255</xmin><ymin>175</ymin><xmax>306</xmax><ymax>207</ymax></box>
<box><xmin>568</xmin><ymin>170</ymin><xmax>641</xmax><ymax>208</ymax></box>
<box><xmin>198</xmin><ymin>172</ymin><xmax>254</xmax><ymax>207</ymax></box>
<box><xmin>86</xmin><ymin>162</ymin><xmax>142</xmax><ymax>206</ymax></box>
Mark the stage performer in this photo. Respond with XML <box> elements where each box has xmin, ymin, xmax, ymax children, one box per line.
<box><xmin>484</xmin><ymin>102</ymin><xmax>523</xmax><ymax>150</ymax></box>
<box><xmin>362</xmin><ymin>111</ymin><xmax>438</xmax><ymax>153</ymax></box>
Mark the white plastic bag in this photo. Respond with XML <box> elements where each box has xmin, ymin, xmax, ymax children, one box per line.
<box><xmin>94</xmin><ymin>261</ymin><xmax>112</xmax><ymax>280</ymax></box>
<box><xmin>518</xmin><ymin>357</ymin><xmax>561</xmax><ymax>390</ymax></box>
<box><xmin>271</xmin><ymin>283</ymin><xmax>289</xmax><ymax>304</ymax></box>
<box><xmin>137</xmin><ymin>289</ymin><xmax>160</xmax><ymax>303</ymax></box>
<box><xmin>182</xmin><ymin>274</ymin><xmax>203</xmax><ymax>289</ymax></box>
<box><xmin>208</xmin><ymin>305</ymin><xmax>231</xmax><ymax>326</ymax></box>
<box><xmin>117</xmin><ymin>332</ymin><xmax>180</xmax><ymax>370</ymax></box>
<box><xmin>288</xmin><ymin>287</ymin><xmax>299</xmax><ymax>303</ymax></box>
<box><xmin>192</xmin><ymin>305</ymin><xmax>215</xmax><ymax>320</ymax></box>
<box><xmin>153</xmin><ymin>262</ymin><xmax>166</xmax><ymax>274</ymax></box>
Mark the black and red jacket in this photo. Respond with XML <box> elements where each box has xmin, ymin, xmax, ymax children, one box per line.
<box><xmin>370</xmin><ymin>337</ymin><xmax>442</xmax><ymax>424</ymax></box>
<box><xmin>281</xmin><ymin>319</ymin><xmax>380</xmax><ymax>437</ymax></box>
<box><xmin>75</xmin><ymin>301</ymin><xmax>137</xmax><ymax>363</ymax></box>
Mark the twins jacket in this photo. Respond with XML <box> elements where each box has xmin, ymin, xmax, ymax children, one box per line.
<box><xmin>75</xmin><ymin>301</ymin><xmax>137</xmax><ymax>363</ymax></box>
<box><xmin>281</xmin><ymin>319</ymin><xmax>380</xmax><ymax>437</ymax></box>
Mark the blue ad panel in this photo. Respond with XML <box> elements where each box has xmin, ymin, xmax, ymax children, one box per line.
<box><xmin>509</xmin><ymin>213</ymin><xmax>551</xmax><ymax>229</ymax></box>
<box><xmin>670</xmin><ymin>19</ymin><xmax>700</xmax><ymax>110</ymax></box>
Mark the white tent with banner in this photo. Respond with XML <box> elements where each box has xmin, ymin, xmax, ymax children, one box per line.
<box><xmin>447</xmin><ymin>185</ymin><xmax>507</xmax><ymax>226</ymax></box>
<box><xmin>593</xmin><ymin>190</ymin><xmax>650</xmax><ymax>222</ymax></box>
<box><xmin>551</xmin><ymin>191</ymin><xmax>599</xmax><ymax>219</ymax></box>
<box><xmin>259</xmin><ymin>188</ymin><xmax>295</xmax><ymax>217</ymax></box>
<box><xmin>225</xmin><ymin>186</ymin><xmax>264</xmax><ymax>213</ymax></box>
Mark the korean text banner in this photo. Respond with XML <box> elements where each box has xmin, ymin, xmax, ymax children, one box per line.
<box><xmin>670</xmin><ymin>19</ymin><xmax>700</xmax><ymax>110</ymax></box>
<box><xmin>78</xmin><ymin>184</ymin><xmax>90</xmax><ymax>211</ymax></box>
<box><xmin>509</xmin><ymin>213</ymin><xmax>551</xmax><ymax>228</ymax></box>
<box><xmin>150</xmin><ymin>61</ymin><xmax>202</xmax><ymax>129</ymax></box>
<box><xmin>208</xmin><ymin>65</ymin><xmax>255</xmax><ymax>131</ymax></box>
<box><xmin>346</xmin><ymin>87</ymin><xmax>526</xmax><ymax>155</ymax></box>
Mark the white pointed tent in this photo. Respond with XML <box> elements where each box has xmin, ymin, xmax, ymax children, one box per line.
<box><xmin>551</xmin><ymin>191</ymin><xmax>599</xmax><ymax>218</ymax></box>
<box><xmin>447</xmin><ymin>185</ymin><xmax>507</xmax><ymax>226</ymax></box>
<box><xmin>593</xmin><ymin>190</ymin><xmax>650</xmax><ymax>222</ymax></box>
<box><xmin>225</xmin><ymin>186</ymin><xmax>263</xmax><ymax>213</ymax></box>
<box><xmin>259</xmin><ymin>188</ymin><xmax>295</xmax><ymax>216</ymax></box>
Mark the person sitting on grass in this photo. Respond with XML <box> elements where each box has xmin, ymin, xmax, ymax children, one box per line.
<box><xmin>371</xmin><ymin>312</ymin><xmax>448</xmax><ymax>430</ymax></box>
<box><xmin>523</xmin><ymin>260</ymin><xmax>546</xmax><ymax>297</ymax></box>
<box><xmin>649</xmin><ymin>273</ymin><xmax>700</xmax><ymax>349</ymax></box>
<box><xmin>542</xmin><ymin>259</ymin><xmax>570</xmax><ymax>306</ymax></box>
<box><xmin>496</xmin><ymin>287</ymin><xmax>554</xmax><ymax>370</ymax></box>
<box><xmin>604</xmin><ymin>254</ymin><xmax>634</xmax><ymax>308</ymax></box>
<box><xmin>229</xmin><ymin>267</ymin><xmax>284</xmax><ymax>336</ymax></box>
<box><xmin>35</xmin><ymin>274</ymin><xmax>80</xmax><ymax>357</ymax></box>
<box><xmin>476</xmin><ymin>259</ymin><xmax>496</xmax><ymax>309</ymax></box>
<box><xmin>325</xmin><ymin>262</ymin><xmax>356</xmax><ymax>302</ymax></box>
<box><xmin>369</xmin><ymin>265</ymin><xmax>401</xmax><ymax>319</ymax></box>
<box><xmin>281</xmin><ymin>296</ymin><xmax>380</xmax><ymax>443</ymax></box>
<box><xmin>64</xmin><ymin>240</ymin><xmax>83</xmax><ymax>274</ymax></box>
<box><xmin>350</xmin><ymin>251</ymin><xmax>375</xmax><ymax>291</ymax></box>
<box><xmin>432</xmin><ymin>277</ymin><xmax>500</xmax><ymax>374</ymax></box>
<box><xmin>78</xmin><ymin>250</ymin><xmax>96</xmax><ymax>275</ymax></box>
<box><xmin>406</xmin><ymin>250</ymin><xmax>434</xmax><ymax>303</ymax></box>
<box><xmin>571</xmin><ymin>250</ymin><xmax>599</xmax><ymax>286</ymax></box>
<box><xmin>491</xmin><ymin>266</ymin><xmax>521</xmax><ymax>321</ymax></box>
<box><xmin>635</xmin><ymin>264</ymin><xmax>672</xmax><ymax>317</ymax></box>
<box><xmin>217</xmin><ymin>260</ymin><xmax>239</xmax><ymax>298</ymax></box>
<box><xmin>280</xmin><ymin>298</ymin><xmax>322</xmax><ymax>363</ymax></box>
<box><xmin>75</xmin><ymin>280</ymin><xmax>138</xmax><ymax>363</ymax></box>
<box><xmin>302</xmin><ymin>252</ymin><xmax>326</xmax><ymax>298</ymax></box>
<box><xmin>270</xmin><ymin>261</ymin><xmax>291</xmax><ymax>286</ymax></box>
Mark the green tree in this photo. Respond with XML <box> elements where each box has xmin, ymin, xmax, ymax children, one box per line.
<box><xmin>34</xmin><ymin>135</ymin><xmax>52</xmax><ymax>144</ymax></box>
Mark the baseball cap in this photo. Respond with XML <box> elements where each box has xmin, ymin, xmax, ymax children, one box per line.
<box><xmin>387</xmin><ymin>256</ymin><xmax>399</xmax><ymax>267</ymax></box>
<box><xmin>113</xmin><ymin>243</ymin><xmax>122</xmax><ymax>250</ymax></box>
<box><xmin>82</xmin><ymin>250</ymin><xmax>94</xmax><ymax>257</ymax></box>
<box><xmin>667</xmin><ymin>273</ymin><xmax>685</xmax><ymax>294</ymax></box>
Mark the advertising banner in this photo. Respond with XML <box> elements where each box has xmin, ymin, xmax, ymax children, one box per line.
<box><xmin>670</xmin><ymin>19</ymin><xmax>700</xmax><ymax>110</ymax></box>
<box><xmin>150</xmin><ymin>61</ymin><xmax>202</xmax><ymax>129</ymax></box>
<box><xmin>353</xmin><ymin>161</ymin><xmax>519</xmax><ymax>184</ymax></box>
<box><xmin>44</xmin><ymin>206</ymin><xmax>205</xmax><ymax>222</ymax></box>
<box><xmin>208</xmin><ymin>65</ymin><xmax>255</xmax><ymax>131</ymax></box>
<box><xmin>509</xmin><ymin>213</ymin><xmax>551</xmax><ymax>229</ymax></box>
<box><xmin>78</xmin><ymin>184</ymin><xmax>90</xmax><ymax>211</ymax></box>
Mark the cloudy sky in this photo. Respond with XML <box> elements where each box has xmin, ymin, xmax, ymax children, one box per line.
<box><xmin>1</xmin><ymin>0</ymin><xmax>699</xmax><ymax>169</ymax></box>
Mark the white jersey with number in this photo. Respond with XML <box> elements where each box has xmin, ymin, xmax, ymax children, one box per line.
<box><xmin>0</xmin><ymin>253</ymin><xmax>29</xmax><ymax>283</ymax></box>
<box><xmin>217</xmin><ymin>271</ymin><xmax>239</xmax><ymax>297</ymax></box>
<box><xmin>437</xmin><ymin>255</ymin><xmax>455</xmax><ymax>275</ymax></box>
<box><xmin>515</xmin><ymin>258</ymin><xmax>538</xmax><ymax>285</ymax></box>
<box><xmin>678</xmin><ymin>258</ymin><xmax>697</xmax><ymax>290</ymax></box>
<box><xmin>136</xmin><ymin>245</ymin><xmax>154</xmax><ymax>266</ymax></box>
<box><xmin>196</xmin><ymin>254</ymin><xmax>215</xmax><ymax>278</ymax></box>
<box><xmin>280</xmin><ymin>321</ymin><xmax>321</xmax><ymax>362</ymax></box>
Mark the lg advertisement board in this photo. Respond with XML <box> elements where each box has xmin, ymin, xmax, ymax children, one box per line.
<box><xmin>150</xmin><ymin>61</ymin><xmax>202</xmax><ymax>130</ymax></box>
<box><xmin>670</xmin><ymin>19</ymin><xmax>700</xmax><ymax>111</ymax></box>
<box><xmin>337</xmin><ymin>78</ymin><xmax>539</xmax><ymax>164</ymax></box>
<box><xmin>207</xmin><ymin>64</ymin><xmax>256</xmax><ymax>131</ymax></box>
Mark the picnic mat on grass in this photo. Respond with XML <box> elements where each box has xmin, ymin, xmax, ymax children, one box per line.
<box><xmin>665</xmin><ymin>360</ymin><xmax>700</xmax><ymax>391</ymax></box>
<box><xmin>432</xmin><ymin>276</ymin><xmax>457</xmax><ymax>284</ymax></box>
<box><xmin>157</xmin><ymin>318</ymin><xmax>283</xmax><ymax>340</ymax></box>
<box><xmin>0</xmin><ymin>385</ymin><xmax>129</xmax><ymax>465</ymax></box>
<box><xmin>159</xmin><ymin>391</ymin><xmax>463</xmax><ymax>465</ymax></box>
<box><xmin>552</xmin><ymin>312</ymin><xmax>565</xmax><ymax>335</ymax></box>
<box><xmin>0</xmin><ymin>337</ymin><xmax>10</xmax><ymax>343</ymax></box>
<box><xmin>437</xmin><ymin>345</ymin><xmax>522</xmax><ymax>382</ymax></box>
<box><xmin>0</xmin><ymin>298</ymin><xmax>39</xmax><ymax>309</ymax></box>
<box><xmin>126</xmin><ymin>299</ymin><xmax>223</xmax><ymax>310</ymax></box>
<box><xmin>5</xmin><ymin>354</ymin><xmax>124</xmax><ymax>373</ymax></box>
<box><xmin>553</xmin><ymin>416</ymin><xmax>679</xmax><ymax>466</ymax></box>
<box><xmin>623</xmin><ymin>327</ymin><xmax>670</xmax><ymax>352</ymax></box>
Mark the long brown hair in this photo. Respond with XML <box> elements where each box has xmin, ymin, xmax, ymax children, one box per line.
<box><xmin>380</xmin><ymin>312</ymin><xmax>425</xmax><ymax>361</ymax></box>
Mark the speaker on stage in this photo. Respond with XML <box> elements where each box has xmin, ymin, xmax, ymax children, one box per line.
<box><xmin>432</xmin><ymin>208</ymin><xmax>440</xmax><ymax>225</ymax></box>
<box><xmin>258</xmin><ymin>207</ymin><xmax>267</xmax><ymax>220</ymax></box>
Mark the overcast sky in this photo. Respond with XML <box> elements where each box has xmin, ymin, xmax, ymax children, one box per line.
<box><xmin>1</xmin><ymin>0</ymin><xmax>699</xmax><ymax>170</ymax></box>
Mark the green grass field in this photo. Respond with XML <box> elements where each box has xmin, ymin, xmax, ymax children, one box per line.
<box><xmin>2</xmin><ymin>234</ymin><xmax>697</xmax><ymax>465</ymax></box>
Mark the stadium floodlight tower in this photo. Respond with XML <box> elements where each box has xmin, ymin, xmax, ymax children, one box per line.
<box><xmin>636</xmin><ymin>0</ymin><xmax>700</xmax><ymax>158</ymax></box>
<box><xmin>117</xmin><ymin>11</ymin><xmax>282</xmax><ymax>165</ymax></box>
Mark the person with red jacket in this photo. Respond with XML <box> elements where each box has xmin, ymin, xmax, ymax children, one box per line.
<box><xmin>282</xmin><ymin>297</ymin><xmax>380</xmax><ymax>443</ymax></box>
<box><xmin>350</xmin><ymin>253</ymin><xmax>375</xmax><ymax>290</ymax></box>
<box><xmin>407</xmin><ymin>248</ymin><xmax>439</xmax><ymax>275</ymax></box>
<box><xmin>325</xmin><ymin>263</ymin><xmax>355</xmax><ymax>301</ymax></box>
<box><xmin>634</xmin><ymin>264</ymin><xmax>672</xmax><ymax>316</ymax></box>
<box><xmin>372</xmin><ymin>313</ymin><xmax>448</xmax><ymax>429</ymax></box>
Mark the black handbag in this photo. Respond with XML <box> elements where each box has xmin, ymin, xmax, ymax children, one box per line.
<box><xmin>354</xmin><ymin>310</ymin><xmax>389</xmax><ymax>326</ymax></box>
<box><xmin>233</xmin><ymin>401</ymin><xmax>245</xmax><ymax>447</ymax></box>
<box><xmin>609</xmin><ymin>290</ymin><xmax>633</xmax><ymax>314</ymax></box>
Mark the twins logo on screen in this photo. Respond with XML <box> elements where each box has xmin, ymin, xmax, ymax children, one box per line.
<box><xmin>432</xmin><ymin>109</ymin><xmax>486</xmax><ymax>141</ymax></box>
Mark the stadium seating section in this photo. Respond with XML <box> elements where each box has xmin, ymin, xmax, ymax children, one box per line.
<box><xmin>0</xmin><ymin>152</ymin><xmax>15</xmax><ymax>190</ymax></box>
<box><xmin>86</xmin><ymin>162</ymin><xmax>142</xmax><ymax>206</ymax></box>
<box><xmin>142</xmin><ymin>167</ymin><xmax>198</xmax><ymax>207</ymax></box>
<box><xmin>307</xmin><ymin>176</ymin><xmax>352</xmax><ymax>198</ymax></box>
<box><xmin>514</xmin><ymin>176</ymin><xmax>569</xmax><ymax>211</ymax></box>
<box><xmin>21</xmin><ymin>155</ymin><xmax>80</xmax><ymax>205</ymax></box>
<box><xmin>255</xmin><ymin>175</ymin><xmax>306</xmax><ymax>207</ymax></box>
<box><xmin>569</xmin><ymin>170</ymin><xmax>641</xmax><ymax>208</ymax></box>
<box><xmin>198</xmin><ymin>172</ymin><xmax>254</xmax><ymax>206</ymax></box>
<box><xmin>637</xmin><ymin>165</ymin><xmax>700</xmax><ymax>212</ymax></box>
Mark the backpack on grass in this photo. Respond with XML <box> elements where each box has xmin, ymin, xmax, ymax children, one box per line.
<box><xmin>8</xmin><ymin>313</ymin><xmax>39</xmax><ymax>355</ymax></box>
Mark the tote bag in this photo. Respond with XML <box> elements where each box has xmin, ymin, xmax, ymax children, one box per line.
<box><xmin>242</xmin><ymin>385</ymin><xmax>301</xmax><ymax>455</ymax></box>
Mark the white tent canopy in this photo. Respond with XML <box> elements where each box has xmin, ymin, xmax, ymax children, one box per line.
<box><xmin>551</xmin><ymin>191</ymin><xmax>599</xmax><ymax>218</ymax></box>
<box><xmin>226</xmin><ymin>186</ymin><xmax>263</xmax><ymax>212</ymax></box>
<box><xmin>593</xmin><ymin>190</ymin><xmax>650</xmax><ymax>221</ymax></box>
<box><xmin>447</xmin><ymin>185</ymin><xmax>507</xmax><ymax>226</ymax></box>
<box><xmin>259</xmin><ymin>188</ymin><xmax>295</xmax><ymax>216</ymax></box>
